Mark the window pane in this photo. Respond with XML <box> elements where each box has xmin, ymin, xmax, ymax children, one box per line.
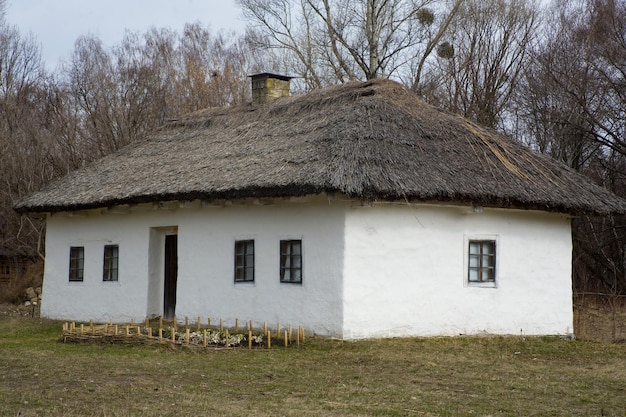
<box><xmin>292</xmin><ymin>269</ymin><xmax>302</xmax><ymax>282</ymax></box>
<box><xmin>483</xmin><ymin>268</ymin><xmax>494</xmax><ymax>281</ymax></box>
<box><xmin>468</xmin><ymin>268</ymin><xmax>478</xmax><ymax>282</ymax></box>
<box><xmin>282</xmin><ymin>255</ymin><xmax>291</xmax><ymax>269</ymax></box>
<box><xmin>469</xmin><ymin>255</ymin><xmax>479</xmax><ymax>268</ymax></box>
<box><xmin>469</xmin><ymin>242</ymin><xmax>480</xmax><ymax>255</ymax></box>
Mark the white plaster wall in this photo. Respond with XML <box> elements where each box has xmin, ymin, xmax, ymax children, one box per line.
<box><xmin>41</xmin><ymin>197</ymin><xmax>573</xmax><ymax>339</ymax></box>
<box><xmin>41</xmin><ymin>197</ymin><xmax>346</xmax><ymax>336</ymax></box>
<box><xmin>342</xmin><ymin>203</ymin><xmax>573</xmax><ymax>339</ymax></box>
<box><xmin>174</xmin><ymin>199</ymin><xmax>345</xmax><ymax>336</ymax></box>
<box><xmin>41</xmin><ymin>209</ymin><xmax>180</xmax><ymax>323</ymax></box>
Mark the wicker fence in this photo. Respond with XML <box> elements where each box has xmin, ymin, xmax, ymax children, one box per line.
<box><xmin>62</xmin><ymin>316</ymin><xmax>305</xmax><ymax>349</ymax></box>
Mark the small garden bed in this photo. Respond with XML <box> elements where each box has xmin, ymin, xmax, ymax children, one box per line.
<box><xmin>61</xmin><ymin>317</ymin><xmax>305</xmax><ymax>350</ymax></box>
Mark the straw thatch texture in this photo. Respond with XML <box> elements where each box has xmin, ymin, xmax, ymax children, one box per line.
<box><xmin>14</xmin><ymin>79</ymin><xmax>626</xmax><ymax>215</ymax></box>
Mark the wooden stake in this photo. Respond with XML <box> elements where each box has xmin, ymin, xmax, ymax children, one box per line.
<box><xmin>296</xmin><ymin>328</ymin><xmax>300</xmax><ymax>346</ymax></box>
<box><xmin>159</xmin><ymin>317</ymin><xmax>163</xmax><ymax>329</ymax></box>
<box><xmin>284</xmin><ymin>330</ymin><xmax>288</xmax><ymax>347</ymax></box>
<box><xmin>185</xmin><ymin>328</ymin><xmax>190</xmax><ymax>346</ymax></box>
<box><xmin>267</xmin><ymin>331</ymin><xmax>271</xmax><ymax>349</ymax></box>
<box><xmin>263</xmin><ymin>321</ymin><xmax>267</xmax><ymax>334</ymax></box>
<box><xmin>203</xmin><ymin>329</ymin><xmax>207</xmax><ymax>347</ymax></box>
<box><xmin>145</xmin><ymin>318</ymin><xmax>149</xmax><ymax>328</ymax></box>
<box><xmin>147</xmin><ymin>327</ymin><xmax>152</xmax><ymax>338</ymax></box>
<box><xmin>249</xmin><ymin>320</ymin><xmax>253</xmax><ymax>331</ymax></box>
<box><xmin>114</xmin><ymin>325</ymin><xmax>118</xmax><ymax>335</ymax></box>
<box><xmin>248</xmin><ymin>330</ymin><xmax>252</xmax><ymax>350</ymax></box>
<box><xmin>207</xmin><ymin>317</ymin><xmax>211</xmax><ymax>329</ymax></box>
<box><xmin>80</xmin><ymin>324</ymin><xmax>84</xmax><ymax>336</ymax></box>
<box><xmin>197</xmin><ymin>316</ymin><xmax>201</xmax><ymax>331</ymax></box>
<box><xmin>171</xmin><ymin>327</ymin><xmax>175</xmax><ymax>343</ymax></box>
<box><xmin>185</xmin><ymin>316</ymin><xmax>189</xmax><ymax>329</ymax></box>
<box><xmin>109</xmin><ymin>319</ymin><xmax>113</xmax><ymax>326</ymax></box>
<box><xmin>225</xmin><ymin>329</ymin><xmax>229</xmax><ymax>348</ymax></box>
<box><xmin>136</xmin><ymin>326</ymin><xmax>141</xmax><ymax>335</ymax></box>
<box><xmin>125</xmin><ymin>326</ymin><xmax>130</xmax><ymax>335</ymax></box>
<box><xmin>159</xmin><ymin>328</ymin><xmax>163</xmax><ymax>342</ymax></box>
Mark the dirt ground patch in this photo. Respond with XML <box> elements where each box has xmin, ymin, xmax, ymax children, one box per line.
<box><xmin>0</xmin><ymin>302</ymin><xmax>39</xmax><ymax>318</ymax></box>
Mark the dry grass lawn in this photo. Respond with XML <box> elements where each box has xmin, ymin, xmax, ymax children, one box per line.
<box><xmin>1</xmin><ymin>309</ymin><xmax>625</xmax><ymax>416</ymax></box>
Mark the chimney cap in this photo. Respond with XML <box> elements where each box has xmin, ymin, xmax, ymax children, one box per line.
<box><xmin>249</xmin><ymin>72</ymin><xmax>294</xmax><ymax>82</ymax></box>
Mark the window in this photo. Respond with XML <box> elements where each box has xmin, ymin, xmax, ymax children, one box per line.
<box><xmin>234</xmin><ymin>240</ymin><xmax>254</xmax><ymax>282</ymax></box>
<box><xmin>468</xmin><ymin>240</ymin><xmax>496</xmax><ymax>283</ymax></box>
<box><xmin>69</xmin><ymin>246</ymin><xmax>84</xmax><ymax>282</ymax></box>
<box><xmin>280</xmin><ymin>240</ymin><xmax>302</xmax><ymax>283</ymax></box>
<box><xmin>103</xmin><ymin>245</ymin><xmax>119</xmax><ymax>282</ymax></box>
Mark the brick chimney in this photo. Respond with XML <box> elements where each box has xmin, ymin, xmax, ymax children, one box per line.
<box><xmin>250</xmin><ymin>73</ymin><xmax>292</xmax><ymax>105</ymax></box>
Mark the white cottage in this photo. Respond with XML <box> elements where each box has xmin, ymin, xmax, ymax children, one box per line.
<box><xmin>15</xmin><ymin>75</ymin><xmax>626</xmax><ymax>339</ymax></box>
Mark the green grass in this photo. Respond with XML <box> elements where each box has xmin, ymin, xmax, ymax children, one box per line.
<box><xmin>1</xmin><ymin>316</ymin><xmax>625</xmax><ymax>417</ymax></box>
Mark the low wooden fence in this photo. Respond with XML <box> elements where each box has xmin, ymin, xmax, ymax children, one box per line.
<box><xmin>62</xmin><ymin>316</ymin><xmax>306</xmax><ymax>349</ymax></box>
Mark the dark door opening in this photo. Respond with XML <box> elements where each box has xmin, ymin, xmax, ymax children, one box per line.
<box><xmin>163</xmin><ymin>234</ymin><xmax>178</xmax><ymax>320</ymax></box>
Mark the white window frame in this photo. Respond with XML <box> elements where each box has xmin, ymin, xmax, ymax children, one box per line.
<box><xmin>463</xmin><ymin>234</ymin><xmax>499</xmax><ymax>288</ymax></box>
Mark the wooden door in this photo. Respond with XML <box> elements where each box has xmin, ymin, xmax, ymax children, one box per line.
<box><xmin>163</xmin><ymin>234</ymin><xmax>178</xmax><ymax>319</ymax></box>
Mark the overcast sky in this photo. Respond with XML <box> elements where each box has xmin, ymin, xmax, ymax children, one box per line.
<box><xmin>5</xmin><ymin>0</ymin><xmax>245</xmax><ymax>70</ymax></box>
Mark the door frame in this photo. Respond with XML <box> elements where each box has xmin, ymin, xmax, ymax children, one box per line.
<box><xmin>147</xmin><ymin>227</ymin><xmax>178</xmax><ymax>319</ymax></box>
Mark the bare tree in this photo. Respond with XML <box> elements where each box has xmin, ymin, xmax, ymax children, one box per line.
<box><xmin>174</xmin><ymin>23</ymin><xmax>252</xmax><ymax>112</ymax></box>
<box><xmin>1</xmin><ymin>19</ymin><xmax>254</xmax><ymax>263</ymax></box>
<box><xmin>513</xmin><ymin>0</ymin><xmax>626</xmax><ymax>301</ymax></box>
<box><xmin>431</xmin><ymin>0</ymin><xmax>540</xmax><ymax>128</ymax></box>
<box><xmin>238</xmin><ymin>0</ymin><xmax>463</xmax><ymax>90</ymax></box>
<box><xmin>0</xmin><ymin>14</ymin><xmax>51</xmax><ymax>257</ymax></box>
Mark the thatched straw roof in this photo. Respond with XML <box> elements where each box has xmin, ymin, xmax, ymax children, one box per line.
<box><xmin>14</xmin><ymin>79</ymin><xmax>626</xmax><ymax>215</ymax></box>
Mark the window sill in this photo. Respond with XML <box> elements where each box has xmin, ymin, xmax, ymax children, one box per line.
<box><xmin>467</xmin><ymin>281</ymin><xmax>497</xmax><ymax>289</ymax></box>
